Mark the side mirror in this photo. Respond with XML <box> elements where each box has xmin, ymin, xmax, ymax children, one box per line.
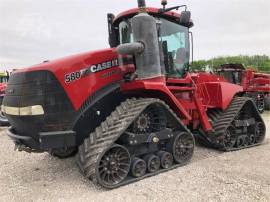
<box><xmin>107</xmin><ymin>13</ymin><xmax>118</xmax><ymax>47</ymax></box>
<box><xmin>179</xmin><ymin>11</ymin><xmax>191</xmax><ymax>26</ymax></box>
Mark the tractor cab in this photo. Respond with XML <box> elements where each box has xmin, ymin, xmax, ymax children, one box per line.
<box><xmin>217</xmin><ymin>64</ymin><xmax>245</xmax><ymax>85</ymax></box>
<box><xmin>108</xmin><ymin>3</ymin><xmax>193</xmax><ymax>78</ymax></box>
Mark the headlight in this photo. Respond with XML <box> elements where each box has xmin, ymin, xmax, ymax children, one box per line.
<box><xmin>1</xmin><ymin>105</ymin><xmax>44</xmax><ymax>116</ymax></box>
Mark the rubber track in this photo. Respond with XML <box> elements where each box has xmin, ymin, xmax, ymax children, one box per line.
<box><xmin>212</xmin><ymin>97</ymin><xmax>265</xmax><ymax>151</ymax></box>
<box><xmin>76</xmin><ymin>98</ymin><xmax>193</xmax><ymax>188</ymax></box>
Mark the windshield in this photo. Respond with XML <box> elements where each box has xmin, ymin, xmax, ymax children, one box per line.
<box><xmin>119</xmin><ymin>20</ymin><xmax>134</xmax><ymax>44</ymax></box>
<box><xmin>118</xmin><ymin>17</ymin><xmax>190</xmax><ymax>78</ymax></box>
<box><xmin>159</xmin><ymin>19</ymin><xmax>189</xmax><ymax>78</ymax></box>
<box><xmin>219</xmin><ymin>71</ymin><xmax>242</xmax><ymax>84</ymax></box>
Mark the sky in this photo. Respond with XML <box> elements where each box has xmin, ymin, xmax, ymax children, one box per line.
<box><xmin>0</xmin><ymin>0</ymin><xmax>269</xmax><ymax>69</ymax></box>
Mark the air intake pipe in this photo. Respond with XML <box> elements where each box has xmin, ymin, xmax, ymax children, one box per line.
<box><xmin>116</xmin><ymin>0</ymin><xmax>162</xmax><ymax>79</ymax></box>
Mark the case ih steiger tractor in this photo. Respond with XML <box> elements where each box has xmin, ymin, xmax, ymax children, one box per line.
<box><xmin>217</xmin><ymin>64</ymin><xmax>270</xmax><ymax>113</ymax></box>
<box><xmin>2</xmin><ymin>0</ymin><xmax>266</xmax><ymax>188</ymax></box>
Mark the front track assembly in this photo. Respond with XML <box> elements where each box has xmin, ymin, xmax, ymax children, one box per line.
<box><xmin>76</xmin><ymin>98</ymin><xmax>194</xmax><ymax>189</ymax></box>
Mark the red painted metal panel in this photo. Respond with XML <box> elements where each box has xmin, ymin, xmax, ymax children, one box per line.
<box><xmin>121</xmin><ymin>76</ymin><xmax>192</xmax><ymax>121</ymax></box>
<box><xmin>14</xmin><ymin>48</ymin><xmax>135</xmax><ymax>111</ymax></box>
<box><xmin>219</xmin><ymin>82</ymin><xmax>243</xmax><ymax>109</ymax></box>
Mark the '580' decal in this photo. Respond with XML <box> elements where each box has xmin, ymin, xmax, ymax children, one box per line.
<box><xmin>65</xmin><ymin>59</ymin><xmax>119</xmax><ymax>83</ymax></box>
<box><xmin>65</xmin><ymin>71</ymin><xmax>81</xmax><ymax>83</ymax></box>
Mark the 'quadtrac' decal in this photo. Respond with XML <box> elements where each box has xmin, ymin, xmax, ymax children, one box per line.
<box><xmin>65</xmin><ymin>59</ymin><xmax>119</xmax><ymax>83</ymax></box>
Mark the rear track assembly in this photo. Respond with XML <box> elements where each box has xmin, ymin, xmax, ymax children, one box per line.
<box><xmin>207</xmin><ymin>97</ymin><xmax>266</xmax><ymax>151</ymax></box>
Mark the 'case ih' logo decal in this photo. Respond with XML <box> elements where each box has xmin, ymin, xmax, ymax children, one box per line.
<box><xmin>65</xmin><ymin>59</ymin><xmax>119</xmax><ymax>83</ymax></box>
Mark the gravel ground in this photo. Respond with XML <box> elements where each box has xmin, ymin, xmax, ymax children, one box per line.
<box><xmin>0</xmin><ymin>112</ymin><xmax>269</xmax><ymax>202</ymax></box>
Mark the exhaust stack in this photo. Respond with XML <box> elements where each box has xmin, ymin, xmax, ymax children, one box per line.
<box><xmin>117</xmin><ymin>0</ymin><xmax>162</xmax><ymax>79</ymax></box>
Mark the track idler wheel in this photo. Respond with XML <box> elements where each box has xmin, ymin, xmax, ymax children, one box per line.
<box><xmin>97</xmin><ymin>144</ymin><xmax>131</xmax><ymax>188</ymax></box>
<box><xmin>223</xmin><ymin>125</ymin><xmax>237</xmax><ymax>150</ymax></box>
<box><xmin>157</xmin><ymin>151</ymin><xmax>173</xmax><ymax>169</ymax></box>
<box><xmin>168</xmin><ymin>132</ymin><xmax>194</xmax><ymax>165</ymax></box>
<box><xmin>243</xmin><ymin>136</ymin><xmax>250</xmax><ymax>146</ymax></box>
<box><xmin>249</xmin><ymin>134</ymin><xmax>256</xmax><ymax>145</ymax></box>
<box><xmin>130</xmin><ymin>158</ymin><xmax>146</xmax><ymax>178</ymax></box>
<box><xmin>143</xmin><ymin>154</ymin><xmax>160</xmax><ymax>173</ymax></box>
<box><xmin>236</xmin><ymin>136</ymin><xmax>245</xmax><ymax>148</ymax></box>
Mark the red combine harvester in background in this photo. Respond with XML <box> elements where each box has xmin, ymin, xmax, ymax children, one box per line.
<box><xmin>217</xmin><ymin>64</ymin><xmax>270</xmax><ymax>113</ymax></box>
<box><xmin>0</xmin><ymin>71</ymin><xmax>9</xmax><ymax>126</ymax></box>
<box><xmin>2</xmin><ymin>0</ymin><xmax>265</xmax><ymax>188</ymax></box>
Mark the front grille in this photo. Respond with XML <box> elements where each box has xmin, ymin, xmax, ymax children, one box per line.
<box><xmin>3</xmin><ymin>70</ymin><xmax>76</xmax><ymax>139</ymax></box>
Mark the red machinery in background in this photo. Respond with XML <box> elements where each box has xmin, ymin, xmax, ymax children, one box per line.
<box><xmin>217</xmin><ymin>64</ymin><xmax>270</xmax><ymax>113</ymax></box>
<box><xmin>0</xmin><ymin>71</ymin><xmax>9</xmax><ymax>126</ymax></box>
<box><xmin>2</xmin><ymin>0</ymin><xmax>265</xmax><ymax>188</ymax></box>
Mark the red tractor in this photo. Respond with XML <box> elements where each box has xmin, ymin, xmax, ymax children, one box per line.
<box><xmin>217</xmin><ymin>64</ymin><xmax>270</xmax><ymax>113</ymax></box>
<box><xmin>2</xmin><ymin>0</ymin><xmax>265</xmax><ymax>188</ymax></box>
<box><xmin>0</xmin><ymin>71</ymin><xmax>9</xmax><ymax>126</ymax></box>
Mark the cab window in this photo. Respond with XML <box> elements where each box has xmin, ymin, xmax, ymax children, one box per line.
<box><xmin>159</xmin><ymin>19</ymin><xmax>190</xmax><ymax>78</ymax></box>
<box><xmin>119</xmin><ymin>20</ymin><xmax>134</xmax><ymax>44</ymax></box>
<box><xmin>118</xmin><ymin>17</ymin><xmax>190</xmax><ymax>78</ymax></box>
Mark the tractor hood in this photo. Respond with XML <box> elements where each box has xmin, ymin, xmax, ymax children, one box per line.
<box><xmin>16</xmin><ymin>48</ymin><xmax>118</xmax><ymax>76</ymax></box>
<box><xmin>3</xmin><ymin>47</ymin><xmax>134</xmax><ymax>137</ymax></box>
<box><xmin>7</xmin><ymin>48</ymin><xmax>134</xmax><ymax>111</ymax></box>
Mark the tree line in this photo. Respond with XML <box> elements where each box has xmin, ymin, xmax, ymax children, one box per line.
<box><xmin>190</xmin><ymin>55</ymin><xmax>270</xmax><ymax>73</ymax></box>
